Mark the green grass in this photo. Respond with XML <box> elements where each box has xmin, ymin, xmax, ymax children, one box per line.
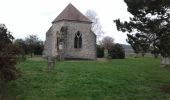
<box><xmin>3</xmin><ymin>57</ymin><xmax>170</xmax><ymax>100</ymax></box>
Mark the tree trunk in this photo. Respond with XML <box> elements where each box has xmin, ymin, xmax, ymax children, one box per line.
<box><xmin>160</xmin><ymin>56</ymin><xmax>170</xmax><ymax>67</ymax></box>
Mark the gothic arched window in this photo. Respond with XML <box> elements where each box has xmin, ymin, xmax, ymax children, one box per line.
<box><xmin>74</xmin><ymin>31</ymin><xmax>82</xmax><ymax>48</ymax></box>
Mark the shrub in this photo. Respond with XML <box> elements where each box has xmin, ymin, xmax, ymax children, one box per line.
<box><xmin>34</xmin><ymin>41</ymin><xmax>44</xmax><ymax>55</ymax></box>
<box><xmin>0</xmin><ymin>25</ymin><xmax>20</xmax><ymax>81</ymax></box>
<box><xmin>109</xmin><ymin>44</ymin><xmax>125</xmax><ymax>59</ymax></box>
<box><xmin>97</xmin><ymin>45</ymin><xmax>104</xmax><ymax>58</ymax></box>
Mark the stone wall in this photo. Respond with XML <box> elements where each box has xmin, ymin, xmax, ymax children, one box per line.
<box><xmin>43</xmin><ymin>21</ymin><xmax>96</xmax><ymax>60</ymax></box>
<box><xmin>61</xmin><ymin>21</ymin><xmax>96</xmax><ymax>59</ymax></box>
<box><xmin>43</xmin><ymin>27</ymin><xmax>58</xmax><ymax>58</ymax></box>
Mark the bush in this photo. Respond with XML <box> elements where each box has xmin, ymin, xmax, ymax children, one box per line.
<box><xmin>0</xmin><ymin>25</ymin><xmax>20</xmax><ymax>81</ymax></box>
<box><xmin>109</xmin><ymin>44</ymin><xmax>125</xmax><ymax>59</ymax></box>
<box><xmin>97</xmin><ymin>45</ymin><xmax>104</xmax><ymax>58</ymax></box>
<box><xmin>34</xmin><ymin>41</ymin><xmax>44</xmax><ymax>55</ymax></box>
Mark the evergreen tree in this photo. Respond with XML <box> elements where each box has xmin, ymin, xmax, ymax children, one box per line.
<box><xmin>114</xmin><ymin>0</ymin><xmax>170</xmax><ymax>64</ymax></box>
<box><xmin>97</xmin><ymin>45</ymin><xmax>104</xmax><ymax>58</ymax></box>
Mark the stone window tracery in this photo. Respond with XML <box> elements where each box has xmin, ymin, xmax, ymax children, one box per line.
<box><xmin>74</xmin><ymin>31</ymin><xmax>82</xmax><ymax>48</ymax></box>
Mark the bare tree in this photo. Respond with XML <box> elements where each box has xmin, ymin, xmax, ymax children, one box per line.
<box><xmin>101</xmin><ymin>36</ymin><xmax>114</xmax><ymax>51</ymax></box>
<box><xmin>86</xmin><ymin>10</ymin><xmax>104</xmax><ymax>41</ymax></box>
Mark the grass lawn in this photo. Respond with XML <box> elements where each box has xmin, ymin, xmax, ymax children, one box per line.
<box><xmin>2</xmin><ymin>57</ymin><xmax>170</xmax><ymax>100</ymax></box>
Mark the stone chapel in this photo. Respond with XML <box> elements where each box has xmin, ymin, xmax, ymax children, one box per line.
<box><xmin>43</xmin><ymin>3</ymin><xmax>96</xmax><ymax>60</ymax></box>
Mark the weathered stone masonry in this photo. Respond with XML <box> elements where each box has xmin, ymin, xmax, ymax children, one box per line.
<box><xmin>43</xmin><ymin>3</ymin><xmax>96</xmax><ymax>60</ymax></box>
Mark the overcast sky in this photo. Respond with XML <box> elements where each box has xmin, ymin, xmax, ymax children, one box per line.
<box><xmin>0</xmin><ymin>0</ymin><xmax>131</xmax><ymax>44</ymax></box>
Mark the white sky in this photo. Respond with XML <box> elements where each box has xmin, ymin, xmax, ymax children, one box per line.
<box><xmin>0</xmin><ymin>0</ymin><xmax>131</xmax><ymax>44</ymax></box>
